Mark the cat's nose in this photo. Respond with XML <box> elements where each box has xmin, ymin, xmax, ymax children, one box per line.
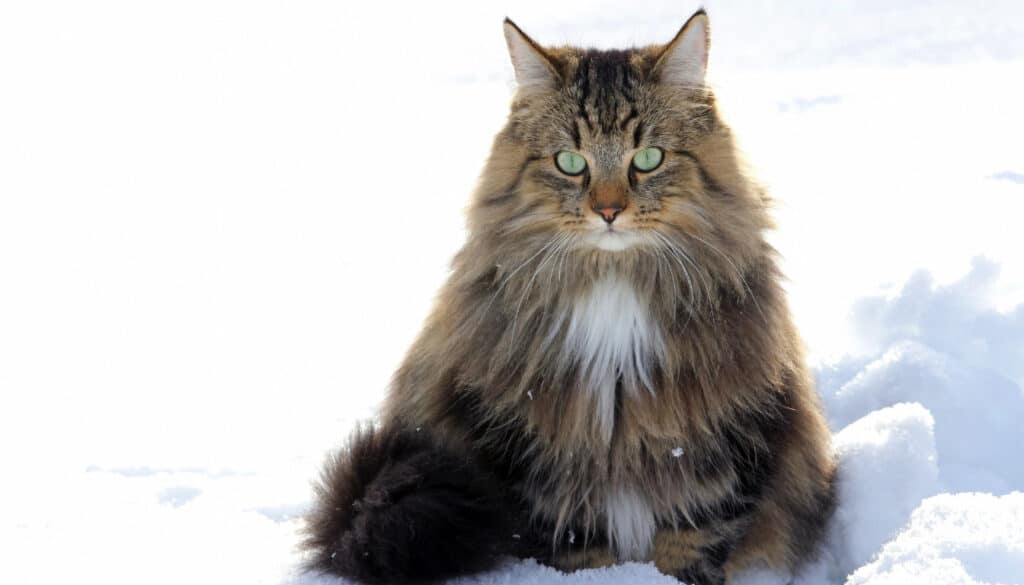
<box><xmin>592</xmin><ymin>203</ymin><xmax>624</xmax><ymax>224</ymax></box>
<box><xmin>590</xmin><ymin>182</ymin><xmax>627</xmax><ymax>224</ymax></box>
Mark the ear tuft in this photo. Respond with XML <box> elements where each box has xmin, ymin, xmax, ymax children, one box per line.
<box><xmin>503</xmin><ymin>18</ymin><xmax>559</xmax><ymax>91</ymax></box>
<box><xmin>655</xmin><ymin>9</ymin><xmax>710</xmax><ymax>88</ymax></box>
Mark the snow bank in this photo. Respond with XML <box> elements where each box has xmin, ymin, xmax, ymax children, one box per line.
<box><xmin>818</xmin><ymin>260</ymin><xmax>1024</xmax><ymax>494</ymax></box>
<box><xmin>848</xmin><ymin>258</ymin><xmax>1024</xmax><ymax>388</ymax></box>
<box><xmin>828</xmin><ymin>403</ymin><xmax>941</xmax><ymax>575</ymax></box>
<box><xmin>451</xmin><ymin>561</ymin><xmax>679</xmax><ymax>585</ymax></box>
<box><xmin>4</xmin><ymin>468</ymin><xmax>302</xmax><ymax>585</ymax></box>
<box><xmin>794</xmin><ymin>261</ymin><xmax>1024</xmax><ymax>584</ymax></box>
<box><xmin>283</xmin><ymin>560</ymin><xmax>681</xmax><ymax>585</ymax></box>
<box><xmin>823</xmin><ymin>341</ymin><xmax>1024</xmax><ymax>493</ymax></box>
<box><xmin>847</xmin><ymin>492</ymin><xmax>1024</xmax><ymax>585</ymax></box>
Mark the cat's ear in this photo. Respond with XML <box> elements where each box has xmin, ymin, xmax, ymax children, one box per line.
<box><xmin>654</xmin><ymin>9</ymin><xmax>710</xmax><ymax>87</ymax></box>
<box><xmin>504</xmin><ymin>18</ymin><xmax>560</xmax><ymax>91</ymax></box>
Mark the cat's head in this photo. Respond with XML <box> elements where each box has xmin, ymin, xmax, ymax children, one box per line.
<box><xmin>468</xmin><ymin>10</ymin><xmax>772</xmax><ymax>296</ymax></box>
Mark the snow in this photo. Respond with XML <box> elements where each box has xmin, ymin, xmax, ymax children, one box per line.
<box><xmin>827</xmin><ymin>403</ymin><xmax>941</xmax><ymax>576</ymax></box>
<box><xmin>2</xmin><ymin>0</ymin><xmax>1024</xmax><ymax>584</ymax></box>
<box><xmin>847</xmin><ymin>493</ymin><xmax>1024</xmax><ymax>585</ymax></box>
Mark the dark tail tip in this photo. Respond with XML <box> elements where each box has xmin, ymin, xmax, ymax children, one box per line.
<box><xmin>301</xmin><ymin>422</ymin><xmax>511</xmax><ymax>584</ymax></box>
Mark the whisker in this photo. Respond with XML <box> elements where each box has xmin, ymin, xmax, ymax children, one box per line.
<box><xmin>644</xmin><ymin>233</ymin><xmax>695</xmax><ymax>331</ymax></box>
<box><xmin>476</xmin><ymin>233</ymin><xmax>566</xmax><ymax>335</ymax></box>
<box><xmin>508</xmin><ymin>233</ymin><xmax>571</xmax><ymax>347</ymax></box>
<box><xmin>688</xmin><ymin>233</ymin><xmax>768</xmax><ymax>325</ymax></box>
<box><xmin>647</xmin><ymin>222</ymin><xmax>717</xmax><ymax>307</ymax></box>
<box><xmin>648</xmin><ymin>233</ymin><xmax>692</xmax><ymax>309</ymax></box>
<box><xmin>650</xmin><ymin>229</ymin><xmax>710</xmax><ymax>310</ymax></box>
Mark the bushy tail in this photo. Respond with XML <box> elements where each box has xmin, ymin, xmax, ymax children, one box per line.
<box><xmin>302</xmin><ymin>422</ymin><xmax>512</xmax><ymax>584</ymax></box>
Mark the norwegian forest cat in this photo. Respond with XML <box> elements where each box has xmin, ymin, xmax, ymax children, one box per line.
<box><xmin>303</xmin><ymin>10</ymin><xmax>836</xmax><ymax>585</ymax></box>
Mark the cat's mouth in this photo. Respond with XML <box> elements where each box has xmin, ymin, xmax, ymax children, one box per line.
<box><xmin>586</xmin><ymin>226</ymin><xmax>642</xmax><ymax>252</ymax></box>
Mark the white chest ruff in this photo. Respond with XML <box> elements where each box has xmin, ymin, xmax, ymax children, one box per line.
<box><xmin>561</xmin><ymin>278</ymin><xmax>662</xmax><ymax>559</ymax></box>
<box><xmin>605</xmin><ymin>486</ymin><xmax>657</xmax><ymax>560</ymax></box>
<box><xmin>562</xmin><ymin>277</ymin><xmax>664</xmax><ymax>442</ymax></box>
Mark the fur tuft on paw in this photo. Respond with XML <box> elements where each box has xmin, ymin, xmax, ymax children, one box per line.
<box><xmin>301</xmin><ymin>422</ymin><xmax>510</xmax><ymax>584</ymax></box>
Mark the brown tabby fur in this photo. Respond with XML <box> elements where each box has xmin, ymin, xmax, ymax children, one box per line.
<box><xmin>308</xmin><ymin>10</ymin><xmax>835</xmax><ymax>585</ymax></box>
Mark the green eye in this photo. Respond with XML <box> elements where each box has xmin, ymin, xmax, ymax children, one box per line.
<box><xmin>555</xmin><ymin>151</ymin><xmax>587</xmax><ymax>176</ymax></box>
<box><xmin>632</xmin><ymin>147</ymin><xmax>664</xmax><ymax>172</ymax></box>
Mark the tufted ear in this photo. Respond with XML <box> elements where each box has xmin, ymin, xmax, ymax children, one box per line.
<box><xmin>654</xmin><ymin>9</ymin><xmax>710</xmax><ymax>88</ymax></box>
<box><xmin>503</xmin><ymin>18</ymin><xmax>560</xmax><ymax>91</ymax></box>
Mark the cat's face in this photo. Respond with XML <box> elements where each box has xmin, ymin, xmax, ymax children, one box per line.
<box><xmin>491</xmin><ymin>13</ymin><xmax>737</xmax><ymax>251</ymax></box>
<box><xmin>501</xmin><ymin>16</ymin><xmax>715</xmax><ymax>254</ymax></box>
<box><xmin>468</xmin><ymin>11</ymin><xmax>770</xmax><ymax>299</ymax></box>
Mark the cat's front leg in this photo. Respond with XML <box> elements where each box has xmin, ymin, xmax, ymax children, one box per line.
<box><xmin>653</xmin><ymin>527</ymin><xmax>733</xmax><ymax>585</ymax></box>
<box><xmin>549</xmin><ymin>545</ymin><xmax>617</xmax><ymax>572</ymax></box>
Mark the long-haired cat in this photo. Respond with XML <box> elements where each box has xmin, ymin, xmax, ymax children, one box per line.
<box><xmin>302</xmin><ymin>10</ymin><xmax>836</xmax><ymax>585</ymax></box>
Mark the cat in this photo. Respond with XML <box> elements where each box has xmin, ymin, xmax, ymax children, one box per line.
<box><xmin>302</xmin><ymin>10</ymin><xmax>836</xmax><ymax>585</ymax></box>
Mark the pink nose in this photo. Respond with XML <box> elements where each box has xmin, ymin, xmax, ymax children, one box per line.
<box><xmin>592</xmin><ymin>204</ymin><xmax>624</xmax><ymax>224</ymax></box>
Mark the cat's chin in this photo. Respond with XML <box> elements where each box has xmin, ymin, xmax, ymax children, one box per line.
<box><xmin>584</xmin><ymin>229</ymin><xmax>642</xmax><ymax>252</ymax></box>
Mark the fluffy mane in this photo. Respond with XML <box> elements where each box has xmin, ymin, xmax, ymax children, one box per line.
<box><xmin>306</xmin><ymin>12</ymin><xmax>835</xmax><ymax>585</ymax></box>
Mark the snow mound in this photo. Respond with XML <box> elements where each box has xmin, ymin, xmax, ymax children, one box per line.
<box><xmin>824</xmin><ymin>341</ymin><xmax>1024</xmax><ymax>493</ymax></box>
<box><xmin>451</xmin><ymin>560</ymin><xmax>679</xmax><ymax>585</ymax></box>
<box><xmin>818</xmin><ymin>259</ymin><xmax>1024</xmax><ymax>494</ymax></box>
<box><xmin>847</xmin><ymin>492</ymin><xmax>1024</xmax><ymax>585</ymax></box>
<box><xmin>283</xmin><ymin>559</ymin><xmax>679</xmax><ymax>585</ymax></box>
<box><xmin>848</xmin><ymin>258</ymin><xmax>1024</xmax><ymax>388</ymax></box>
<box><xmin>828</xmin><ymin>403</ymin><xmax>940</xmax><ymax>575</ymax></box>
